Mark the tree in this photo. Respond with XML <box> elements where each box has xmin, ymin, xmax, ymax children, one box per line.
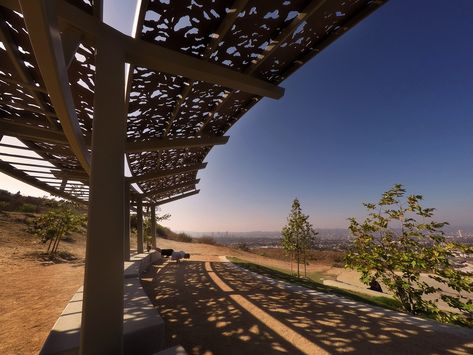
<box><xmin>29</xmin><ymin>202</ymin><xmax>85</xmax><ymax>256</ymax></box>
<box><xmin>346</xmin><ymin>184</ymin><xmax>473</xmax><ymax>323</ymax></box>
<box><xmin>281</xmin><ymin>198</ymin><xmax>318</xmax><ymax>277</ymax></box>
<box><xmin>281</xmin><ymin>225</ymin><xmax>295</xmax><ymax>274</ymax></box>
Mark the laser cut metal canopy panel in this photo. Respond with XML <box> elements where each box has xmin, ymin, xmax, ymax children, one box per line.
<box><xmin>0</xmin><ymin>0</ymin><xmax>386</xmax><ymax>204</ymax></box>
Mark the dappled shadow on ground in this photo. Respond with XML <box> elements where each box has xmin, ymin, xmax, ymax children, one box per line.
<box><xmin>142</xmin><ymin>260</ymin><xmax>473</xmax><ymax>355</ymax></box>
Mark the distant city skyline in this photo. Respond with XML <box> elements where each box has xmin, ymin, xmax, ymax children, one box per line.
<box><xmin>1</xmin><ymin>0</ymin><xmax>473</xmax><ymax>232</ymax></box>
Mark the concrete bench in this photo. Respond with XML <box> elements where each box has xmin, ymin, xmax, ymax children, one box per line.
<box><xmin>40</xmin><ymin>251</ymin><xmax>165</xmax><ymax>355</ymax></box>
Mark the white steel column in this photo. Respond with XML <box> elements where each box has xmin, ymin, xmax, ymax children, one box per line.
<box><xmin>136</xmin><ymin>197</ymin><xmax>144</xmax><ymax>253</ymax></box>
<box><xmin>80</xmin><ymin>36</ymin><xmax>126</xmax><ymax>354</ymax></box>
<box><xmin>151</xmin><ymin>205</ymin><xmax>157</xmax><ymax>249</ymax></box>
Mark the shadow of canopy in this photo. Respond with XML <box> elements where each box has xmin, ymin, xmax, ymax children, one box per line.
<box><xmin>141</xmin><ymin>260</ymin><xmax>473</xmax><ymax>355</ymax></box>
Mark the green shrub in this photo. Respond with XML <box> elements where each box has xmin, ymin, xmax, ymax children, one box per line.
<box><xmin>196</xmin><ymin>236</ymin><xmax>217</xmax><ymax>245</ymax></box>
<box><xmin>175</xmin><ymin>232</ymin><xmax>193</xmax><ymax>243</ymax></box>
<box><xmin>18</xmin><ymin>203</ymin><xmax>37</xmax><ymax>213</ymax></box>
<box><xmin>235</xmin><ymin>242</ymin><xmax>250</xmax><ymax>252</ymax></box>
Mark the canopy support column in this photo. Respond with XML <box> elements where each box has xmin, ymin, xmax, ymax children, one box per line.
<box><xmin>151</xmin><ymin>205</ymin><xmax>157</xmax><ymax>249</ymax></box>
<box><xmin>136</xmin><ymin>197</ymin><xmax>144</xmax><ymax>253</ymax></box>
<box><xmin>124</xmin><ymin>182</ymin><xmax>130</xmax><ymax>261</ymax></box>
<box><xmin>80</xmin><ymin>37</ymin><xmax>126</xmax><ymax>354</ymax></box>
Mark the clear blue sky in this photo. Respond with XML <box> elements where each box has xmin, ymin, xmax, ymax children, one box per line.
<box><xmin>2</xmin><ymin>0</ymin><xmax>472</xmax><ymax>232</ymax></box>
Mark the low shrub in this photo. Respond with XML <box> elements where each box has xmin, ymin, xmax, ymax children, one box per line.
<box><xmin>175</xmin><ymin>232</ymin><xmax>193</xmax><ymax>243</ymax></box>
<box><xmin>196</xmin><ymin>236</ymin><xmax>217</xmax><ymax>245</ymax></box>
<box><xmin>18</xmin><ymin>203</ymin><xmax>37</xmax><ymax>213</ymax></box>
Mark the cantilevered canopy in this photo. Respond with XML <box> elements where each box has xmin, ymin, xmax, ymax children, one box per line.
<box><xmin>0</xmin><ymin>0</ymin><xmax>385</xmax><ymax>205</ymax></box>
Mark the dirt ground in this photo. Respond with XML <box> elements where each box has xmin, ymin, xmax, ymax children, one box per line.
<box><xmin>0</xmin><ymin>212</ymin><xmax>85</xmax><ymax>355</ymax></box>
<box><xmin>142</xmin><ymin>252</ymin><xmax>473</xmax><ymax>355</ymax></box>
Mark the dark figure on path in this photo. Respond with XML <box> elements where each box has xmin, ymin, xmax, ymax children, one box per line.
<box><xmin>369</xmin><ymin>278</ymin><xmax>383</xmax><ymax>292</ymax></box>
<box><xmin>161</xmin><ymin>249</ymin><xmax>174</xmax><ymax>258</ymax></box>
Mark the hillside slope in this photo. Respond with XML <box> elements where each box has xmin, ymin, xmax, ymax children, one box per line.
<box><xmin>0</xmin><ymin>212</ymin><xmax>85</xmax><ymax>355</ymax></box>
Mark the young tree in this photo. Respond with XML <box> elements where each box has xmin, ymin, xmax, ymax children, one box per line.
<box><xmin>346</xmin><ymin>184</ymin><xmax>473</xmax><ymax>322</ymax></box>
<box><xmin>142</xmin><ymin>207</ymin><xmax>171</xmax><ymax>235</ymax></box>
<box><xmin>301</xmin><ymin>218</ymin><xmax>318</xmax><ymax>277</ymax></box>
<box><xmin>281</xmin><ymin>225</ymin><xmax>295</xmax><ymax>274</ymax></box>
<box><xmin>281</xmin><ymin>199</ymin><xmax>317</xmax><ymax>277</ymax></box>
<box><xmin>30</xmin><ymin>202</ymin><xmax>85</xmax><ymax>256</ymax></box>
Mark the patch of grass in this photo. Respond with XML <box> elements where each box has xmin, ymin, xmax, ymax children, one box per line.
<box><xmin>306</xmin><ymin>271</ymin><xmax>328</xmax><ymax>283</ymax></box>
<box><xmin>228</xmin><ymin>256</ymin><xmax>402</xmax><ymax>312</ymax></box>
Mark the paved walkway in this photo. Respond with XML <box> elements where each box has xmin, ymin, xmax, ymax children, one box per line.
<box><xmin>141</xmin><ymin>257</ymin><xmax>473</xmax><ymax>355</ymax></box>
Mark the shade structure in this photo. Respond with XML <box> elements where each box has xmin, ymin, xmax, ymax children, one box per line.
<box><xmin>0</xmin><ymin>0</ymin><xmax>386</xmax><ymax>205</ymax></box>
<box><xmin>0</xmin><ymin>0</ymin><xmax>387</xmax><ymax>353</ymax></box>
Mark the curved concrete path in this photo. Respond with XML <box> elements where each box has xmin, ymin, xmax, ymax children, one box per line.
<box><xmin>141</xmin><ymin>257</ymin><xmax>473</xmax><ymax>355</ymax></box>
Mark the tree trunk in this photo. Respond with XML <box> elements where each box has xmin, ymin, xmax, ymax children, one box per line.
<box><xmin>303</xmin><ymin>249</ymin><xmax>307</xmax><ymax>278</ymax></box>
<box><xmin>50</xmin><ymin>235</ymin><xmax>59</xmax><ymax>255</ymax></box>
<box><xmin>53</xmin><ymin>235</ymin><xmax>61</xmax><ymax>254</ymax></box>
<box><xmin>47</xmin><ymin>237</ymin><xmax>54</xmax><ymax>253</ymax></box>
<box><xmin>51</xmin><ymin>225</ymin><xmax>65</xmax><ymax>254</ymax></box>
<box><xmin>290</xmin><ymin>253</ymin><xmax>293</xmax><ymax>274</ymax></box>
<box><xmin>296</xmin><ymin>251</ymin><xmax>300</xmax><ymax>278</ymax></box>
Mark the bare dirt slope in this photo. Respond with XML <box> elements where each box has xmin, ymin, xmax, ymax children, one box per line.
<box><xmin>0</xmin><ymin>212</ymin><xmax>85</xmax><ymax>355</ymax></box>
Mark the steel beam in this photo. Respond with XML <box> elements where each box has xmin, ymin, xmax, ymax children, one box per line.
<box><xmin>0</xmin><ymin>160</ymin><xmax>84</xmax><ymax>203</ymax></box>
<box><xmin>79</xmin><ymin>36</ymin><xmax>126</xmax><ymax>354</ymax></box>
<box><xmin>54</xmin><ymin>0</ymin><xmax>284</xmax><ymax>100</ymax></box>
<box><xmin>156</xmin><ymin>190</ymin><xmax>200</xmax><ymax>205</ymax></box>
<box><xmin>197</xmin><ymin>0</ymin><xmax>330</xmax><ymax>134</ymax></box>
<box><xmin>61</xmin><ymin>26</ymin><xmax>82</xmax><ymax>68</ymax></box>
<box><xmin>281</xmin><ymin>1</ymin><xmax>388</xmax><ymax>80</ymax></box>
<box><xmin>0</xmin><ymin>74</ymin><xmax>48</xmax><ymax>94</ymax></box>
<box><xmin>126</xmin><ymin>136</ymin><xmax>228</xmax><ymax>153</ymax></box>
<box><xmin>0</xmin><ymin>142</ymin><xmax>75</xmax><ymax>156</ymax></box>
<box><xmin>20</xmin><ymin>0</ymin><xmax>91</xmax><ymax>174</ymax></box>
<box><xmin>0</xmin><ymin>120</ymin><xmax>69</xmax><ymax>145</ymax></box>
<box><xmin>128</xmin><ymin>163</ymin><xmax>206</xmax><ymax>184</ymax></box>
<box><xmin>162</xmin><ymin>0</ymin><xmax>249</xmax><ymax>137</ymax></box>
<box><xmin>0</xmin><ymin>19</ymin><xmax>59</xmax><ymax>129</ymax></box>
<box><xmin>142</xmin><ymin>179</ymin><xmax>200</xmax><ymax>198</ymax></box>
<box><xmin>52</xmin><ymin>170</ymin><xmax>88</xmax><ymax>181</ymax></box>
<box><xmin>0</xmin><ymin>99</ymin><xmax>58</xmax><ymax>118</ymax></box>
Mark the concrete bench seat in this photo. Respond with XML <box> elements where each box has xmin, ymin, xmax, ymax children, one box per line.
<box><xmin>40</xmin><ymin>252</ymin><xmax>165</xmax><ymax>355</ymax></box>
